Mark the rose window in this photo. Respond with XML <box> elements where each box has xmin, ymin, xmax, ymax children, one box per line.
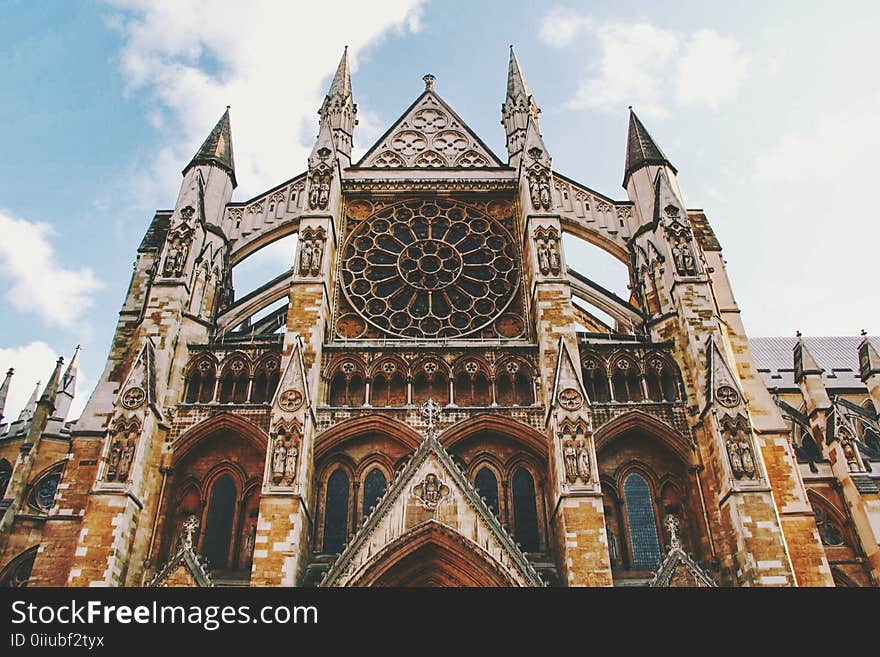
<box><xmin>341</xmin><ymin>200</ymin><xmax>519</xmax><ymax>338</ymax></box>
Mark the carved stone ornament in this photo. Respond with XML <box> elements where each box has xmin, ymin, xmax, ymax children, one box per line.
<box><xmin>535</xmin><ymin>230</ymin><xmax>562</xmax><ymax>277</ymax></box>
<box><xmin>299</xmin><ymin>228</ymin><xmax>326</xmax><ymax>277</ymax></box>
<box><xmin>558</xmin><ymin>388</ymin><xmax>584</xmax><ymax>411</ymax></box>
<box><xmin>727</xmin><ymin>437</ymin><xmax>757</xmax><ymax>480</ymax></box>
<box><xmin>162</xmin><ymin>228</ymin><xmax>193</xmax><ymax>278</ymax></box>
<box><xmin>716</xmin><ymin>385</ymin><xmax>740</xmax><ymax>408</ymax></box>
<box><xmin>121</xmin><ymin>386</ymin><xmax>146</xmax><ymax>410</ymax></box>
<box><xmin>308</xmin><ymin>166</ymin><xmax>332</xmax><ymax>210</ymax></box>
<box><xmin>181</xmin><ymin>515</ymin><xmax>199</xmax><ymax>550</ymax></box>
<box><xmin>563</xmin><ymin>440</ymin><xmax>578</xmax><ymax>483</ymax></box>
<box><xmin>671</xmin><ymin>236</ymin><xmax>698</xmax><ymax>277</ymax></box>
<box><xmin>271</xmin><ymin>430</ymin><xmax>298</xmax><ymax>486</ymax></box>
<box><xmin>105</xmin><ymin>421</ymin><xmax>139</xmax><ymax>483</ymax></box>
<box><xmin>412</xmin><ymin>472</ymin><xmax>449</xmax><ymax>509</ymax></box>
<box><xmin>576</xmin><ymin>440</ymin><xmax>591</xmax><ymax>483</ymax></box>
<box><xmin>277</xmin><ymin>388</ymin><xmax>304</xmax><ymax>412</ymax></box>
<box><xmin>528</xmin><ymin>166</ymin><xmax>553</xmax><ymax>211</ymax></box>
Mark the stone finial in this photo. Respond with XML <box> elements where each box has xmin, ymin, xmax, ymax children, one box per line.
<box><xmin>423</xmin><ymin>74</ymin><xmax>436</xmax><ymax>91</ymax></box>
<box><xmin>181</xmin><ymin>515</ymin><xmax>200</xmax><ymax>550</ymax></box>
<box><xmin>664</xmin><ymin>514</ymin><xmax>681</xmax><ymax>551</ymax></box>
<box><xmin>421</xmin><ymin>398</ymin><xmax>441</xmax><ymax>439</ymax></box>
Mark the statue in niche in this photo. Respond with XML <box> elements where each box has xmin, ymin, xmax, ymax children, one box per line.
<box><xmin>563</xmin><ymin>440</ymin><xmax>578</xmax><ymax>483</ymax></box>
<box><xmin>272</xmin><ymin>437</ymin><xmax>287</xmax><ymax>483</ymax></box>
<box><xmin>727</xmin><ymin>437</ymin><xmax>744</xmax><ymax>478</ymax></box>
<box><xmin>309</xmin><ymin>169</ymin><xmax>332</xmax><ymax>210</ymax></box>
<box><xmin>576</xmin><ymin>440</ymin><xmax>591</xmax><ymax>482</ymax></box>
<box><xmin>118</xmin><ymin>439</ymin><xmax>135</xmax><ymax>482</ymax></box>
<box><xmin>310</xmin><ymin>239</ymin><xmax>323</xmax><ymax>276</ymax></box>
<box><xmin>107</xmin><ymin>441</ymin><xmax>122</xmax><ymax>481</ymax></box>
<box><xmin>284</xmin><ymin>442</ymin><xmax>298</xmax><ymax>484</ymax></box>
<box><xmin>547</xmin><ymin>238</ymin><xmax>561</xmax><ymax>274</ymax></box>
<box><xmin>537</xmin><ymin>240</ymin><xmax>551</xmax><ymax>275</ymax></box>
<box><xmin>299</xmin><ymin>241</ymin><xmax>313</xmax><ymax>276</ymax></box>
<box><xmin>163</xmin><ymin>233</ymin><xmax>191</xmax><ymax>278</ymax></box>
<box><xmin>739</xmin><ymin>440</ymin><xmax>756</xmax><ymax>478</ymax></box>
<box><xmin>672</xmin><ymin>238</ymin><xmax>697</xmax><ymax>276</ymax></box>
<box><xmin>842</xmin><ymin>436</ymin><xmax>861</xmax><ymax>471</ymax></box>
<box><xmin>539</xmin><ymin>177</ymin><xmax>552</xmax><ymax>210</ymax></box>
<box><xmin>529</xmin><ymin>175</ymin><xmax>542</xmax><ymax>210</ymax></box>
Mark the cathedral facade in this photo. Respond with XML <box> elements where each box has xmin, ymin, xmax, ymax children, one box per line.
<box><xmin>1</xmin><ymin>49</ymin><xmax>878</xmax><ymax>587</ymax></box>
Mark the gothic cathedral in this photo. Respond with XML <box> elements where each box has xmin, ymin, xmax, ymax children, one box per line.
<box><xmin>1</xmin><ymin>49</ymin><xmax>878</xmax><ymax>587</ymax></box>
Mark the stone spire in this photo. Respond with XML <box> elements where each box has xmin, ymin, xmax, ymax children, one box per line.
<box><xmin>39</xmin><ymin>357</ymin><xmax>64</xmax><ymax>411</ymax></box>
<box><xmin>0</xmin><ymin>368</ymin><xmax>12</xmax><ymax>424</ymax></box>
<box><xmin>859</xmin><ymin>333</ymin><xmax>880</xmax><ymax>382</ymax></box>
<box><xmin>502</xmin><ymin>46</ymin><xmax>541</xmax><ymax>161</ymax></box>
<box><xmin>793</xmin><ymin>333</ymin><xmax>824</xmax><ymax>384</ymax></box>
<box><xmin>317</xmin><ymin>46</ymin><xmax>357</xmax><ymax>164</ymax></box>
<box><xmin>184</xmin><ymin>107</ymin><xmax>237</xmax><ymax>188</ymax></box>
<box><xmin>623</xmin><ymin>108</ymin><xmax>676</xmax><ymax>187</ymax></box>
<box><xmin>54</xmin><ymin>345</ymin><xmax>81</xmax><ymax>421</ymax></box>
<box><xmin>17</xmin><ymin>380</ymin><xmax>41</xmax><ymax>422</ymax></box>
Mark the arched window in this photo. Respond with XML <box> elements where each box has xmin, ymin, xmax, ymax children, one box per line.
<box><xmin>27</xmin><ymin>467</ymin><xmax>62</xmax><ymax>514</ymax></box>
<box><xmin>0</xmin><ymin>547</ymin><xmax>37</xmax><ymax>588</ymax></box>
<box><xmin>218</xmin><ymin>358</ymin><xmax>249</xmax><ymax>404</ymax></box>
<box><xmin>812</xmin><ymin>503</ymin><xmax>846</xmax><ymax>547</ymax></box>
<box><xmin>185</xmin><ymin>359</ymin><xmax>216</xmax><ymax>404</ymax></box>
<box><xmin>512</xmin><ymin>468</ymin><xmax>540</xmax><ymax>552</ymax></box>
<box><xmin>361</xmin><ymin>468</ymin><xmax>387</xmax><ymax>519</ymax></box>
<box><xmin>250</xmin><ymin>358</ymin><xmax>280</xmax><ymax>404</ymax></box>
<box><xmin>623</xmin><ymin>473</ymin><xmax>661</xmax><ymax>569</ymax></box>
<box><xmin>0</xmin><ymin>459</ymin><xmax>11</xmax><ymax>498</ymax></box>
<box><xmin>201</xmin><ymin>474</ymin><xmax>237</xmax><ymax>569</ymax></box>
<box><xmin>328</xmin><ymin>362</ymin><xmax>365</xmax><ymax>407</ymax></box>
<box><xmin>863</xmin><ymin>426</ymin><xmax>880</xmax><ymax>455</ymax></box>
<box><xmin>611</xmin><ymin>358</ymin><xmax>642</xmax><ymax>403</ymax></box>
<box><xmin>475</xmin><ymin>467</ymin><xmax>500</xmax><ymax>517</ymax></box>
<box><xmin>496</xmin><ymin>361</ymin><xmax>534</xmax><ymax>406</ymax></box>
<box><xmin>412</xmin><ymin>361</ymin><xmax>449</xmax><ymax>405</ymax></box>
<box><xmin>323</xmin><ymin>469</ymin><xmax>350</xmax><ymax>553</ymax></box>
<box><xmin>370</xmin><ymin>362</ymin><xmax>406</xmax><ymax>407</ymax></box>
<box><xmin>455</xmin><ymin>362</ymin><xmax>491</xmax><ymax>406</ymax></box>
<box><xmin>582</xmin><ymin>358</ymin><xmax>610</xmax><ymax>403</ymax></box>
<box><xmin>796</xmin><ymin>428</ymin><xmax>823</xmax><ymax>463</ymax></box>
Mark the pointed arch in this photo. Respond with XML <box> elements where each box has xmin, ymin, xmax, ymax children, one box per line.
<box><xmin>172</xmin><ymin>413</ymin><xmax>269</xmax><ymax>466</ymax></box>
<box><xmin>344</xmin><ymin>520</ymin><xmax>524</xmax><ymax>587</ymax></box>
<box><xmin>314</xmin><ymin>414</ymin><xmax>423</xmax><ymax>462</ymax></box>
<box><xmin>594</xmin><ymin>410</ymin><xmax>692</xmax><ymax>464</ymax></box>
<box><xmin>440</xmin><ymin>413</ymin><xmax>547</xmax><ymax>459</ymax></box>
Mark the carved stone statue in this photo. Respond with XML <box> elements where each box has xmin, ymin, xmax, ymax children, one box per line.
<box><xmin>310</xmin><ymin>239</ymin><xmax>323</xmax><ymax>276</ymax></box>
<box><xmin>529</xmin><ymin>175</ymin><xmax>541</xmax><ymax>210</ymax></box>
<box><xmin>107</xmin><ymin>441</ymin><xmax>121</xmax><ymax>481</ymax></box>
<box><xmin>739</xmin><ymin>440</ymin><xmax>756</xmax><ymax>478</ymax></box>
<box><xmin>547</xmin><ymin>239</ymin><xmax>561</xmax><ymax>275</ymax></box>
<box><xmin>272</xmin><ymin>438</ymin><xmax>286</xmax><ymax>483</ymax></box>
<box><xmin>842</xmin><ymin>438</ymin><xmax>860</xmax><ymax>471</ymax></box>
<box><xmin>576</xmin><ymin>441</ymin><xmax>591</xmax><ymax>483</ymax></box>
<box><xmin>299</xmin><ymin>241</ymin><xmax>313</xmax><ymax>276</ymax></box>
<box><xmin>563</xmin><ymin>440</ymin><xmax>578</xmax><ymax>483</ymax></box>
<box><xmin>163</xmin><ymin>234</ymin><xmax>191</xmax><ymax>278</ymax></box>
<box><xmin>727</xmin><ymin>438</ymin><xmax>744</xmax><ymax>478</ymax></box>
<box><xmin>537</xmin><ymin>241</ymin><xmax>550</xmax><ymax>275</ymax></box>
<box><xmin>284</xmin><ymin>443</ymin><xmax>298</xmax><ymax>484</ymax></box>
<box><xmin>118</xmin><ymin>439</ymin><xmax>134</xmax><ymax>481</ymax></box>
<box><xmin>672</xmin><ymin>239</ymin><xmax>697</xmax><ymax>276</ymax></box>
<box><xmin>539</xmin><ymin>178</ymin><xmax>552</xmax><ymax>210</ymax></box>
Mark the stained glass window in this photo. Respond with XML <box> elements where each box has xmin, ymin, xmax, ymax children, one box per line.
<box><xmin>512</xmin><ymin>468</ymin><xmax>539</xmax><ymax>552</ymax></box>
<box><xmin>624</xmin><ymin>473</ymin><xmax>661</xmax><ymax>569</ymax></box>
<box><xmin>202</xmin><ymin>474</ymin><xmax>237</xmax><ymax>569</ymax></box>
<box><xmin>323</xmin><ymin>469</ymin><xmax>350</xmax><ymax>554</ymax></box>
<box><xmin>362</xmin><ymin>468</ymin><xmax>387</xmax><ymax>519</ymax></box>
<box><xmin>475</xmin><ymin>467</ymin><xmax>500</xmax><ymax>516</ymax></box>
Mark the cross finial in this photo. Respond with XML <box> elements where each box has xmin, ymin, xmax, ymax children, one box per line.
<box><xmin>423</xmin><ymin>74</ymin><xmax>436</xmax><ymax>91</ymax></box>
<box><xmin>664</xmin><ymin>514</ymin><xmax>681</xmax><ymax>551</ymax></box>
<box><xmin>181</xmin><ymin>515</ymin><xmax>200</xmax><ymax>550</ymax></box>
<box><xmin>421</xmin><ymin>398</ymin><xmax>441</xmax><ymax>439</ymax></box>
<box><xmin>796</xmin><ymin>330</ymin><xmax>802</xmax><ymax>338</ymax></box>
<box><xmin>861</xmin><ymin>329</ymin><xmax>867</xmax><ymax>337</ymax></box>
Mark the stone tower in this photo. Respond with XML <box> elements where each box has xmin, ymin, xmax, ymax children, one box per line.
<box><xmin>2</xmin><ymin>48</ymin><xmax>876</xmax><ymax>588</ymax></box>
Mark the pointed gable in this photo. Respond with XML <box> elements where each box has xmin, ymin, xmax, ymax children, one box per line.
<box><xmin>706</xmin><ymin>335</ymin><xmax>745</xmax><ymax>412</ymax></box>
<box><xmin>321</xmin><ymin>411</ymin><xmax>543</xmax><ymax>587</ymax></box>
<box><xmin>148</xmin><ymin>516</ymin><xmax>213</xmax><ymax>587</ymax></box>
<box><xmin>357</xmin><ymin>84</ymin><xmax>504</xmax><ymax>169</ymax></box>
<box><xmin>116</xmin><ymin>339</ymin><xmax>157</xmax><ymax>412</ymax></box>
<box><xmin>550</xmin><ymin>337</ymin><xmax>587</xmax><ymax>410</ymax></box>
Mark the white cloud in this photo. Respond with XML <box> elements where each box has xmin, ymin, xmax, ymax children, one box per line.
<box><xmin>0</xmin><ymin>210</ymin><xmax>103</xmax><ymax>328</ymax></box>
<box><xmin>539</xmin><ymin>6</ymin><xmax>593</xmax><ymax>47</ymax></box>
<box><xmin>564</xmin><ymin>22</ymin><xmax>679</xmax><ymax>118</ymax></box>
<box><xmin>0</xmin><ymin>342</ymin><xmax>90</xmax><ymax>423</ymax></box>
<box><xmin>676</xmin><ymin>30</ymin><xmax>749</xmax><ymax>108</ymax></box>
<box><xmin>104</xmin><ymin>0</ymin><xmax>426</xmax><ymax>206</ymax></box>
<box><xmin>541</xmin><ymin>8</ymin><xmax>748</xmax><ymax>117</ymax></box>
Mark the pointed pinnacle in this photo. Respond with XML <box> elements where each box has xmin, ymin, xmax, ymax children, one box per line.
<box><xmin>185</xmin><ymin>107</ymin><xmax>236</xmax><ymax>188</ymax></box>
<box><xmin>623</xmin><ymin>107</ymin><xmax>676</xmax><ymax>187</ymax></box>
<box><xmin>507</xmin><ymin>45</ymin><xmax>532</xmax><ymax>100</ymax></box>
<box><xmin>60</xmin><ymin>344</ymin><xmax>81</xmax><ymax>391</ymax></box>
<box><xmin>39</xmin><ymin>356</ymin><xmax>64</xmax><ymax>406</ymax></box>
<box><xmin>328</xmin><ymin>46</ymin><xmax>352</xmax><ymax>99</ymax></box>
<box><xmin>794</xmin><ymin>335</ymin><xmax>823</xmax><ymax>382</ymax></box>
<box><xmin>0</xmin><ymin>367</ymin><xmax>12</xmax><ymax>422</ymax></box>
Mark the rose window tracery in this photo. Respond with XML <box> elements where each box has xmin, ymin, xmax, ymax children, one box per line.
<box><xmin>341</xmin><ymin>200</ymin><xmax>519</xmax><ymax>338</ymax></box>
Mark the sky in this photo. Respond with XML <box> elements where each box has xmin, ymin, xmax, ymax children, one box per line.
<box><xmin>0</xmin><ymin>0</ymin><xmax>877</xmax><ymax>421</ymax></box>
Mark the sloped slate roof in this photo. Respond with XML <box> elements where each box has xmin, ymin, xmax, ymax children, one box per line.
<box><xmin>749</xmin><ymin>336</ymin><xmax>880</xmax><ymax>391</ymax></box>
